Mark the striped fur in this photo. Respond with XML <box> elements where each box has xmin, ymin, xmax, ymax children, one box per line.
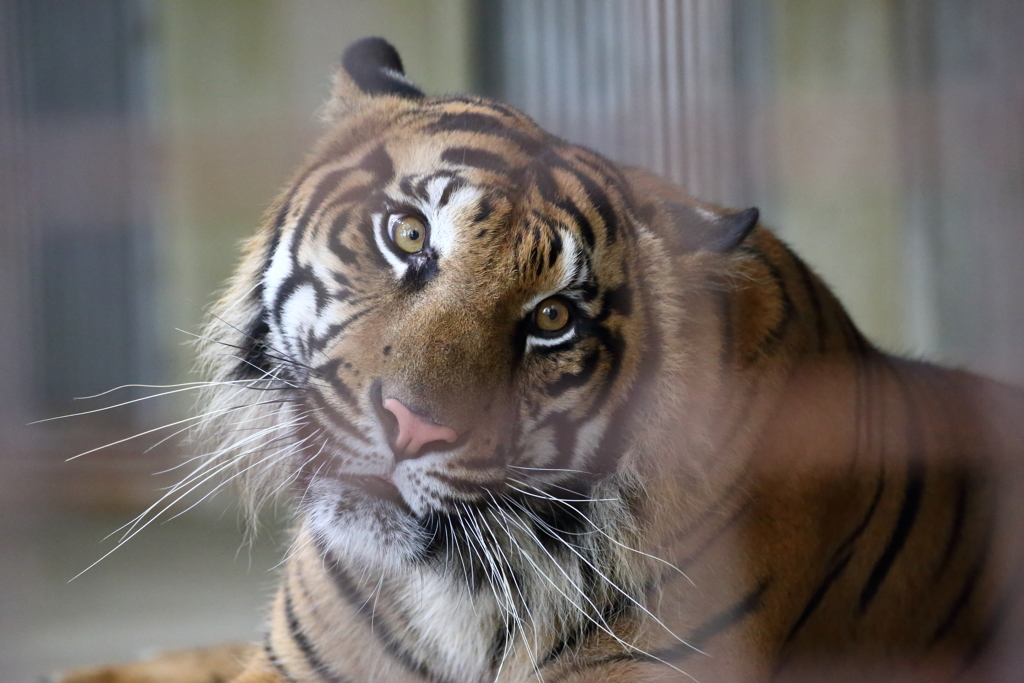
<box><xmin>64</xmin><ymin>38</ymin><xmax>1024</xmax><ymax>683</ymax></box>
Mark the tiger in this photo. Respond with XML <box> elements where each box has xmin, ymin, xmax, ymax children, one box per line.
<box><xmin>60</xmin><ymin>37</ymin><xmax>1024</xmax><ymax>683</ymax></box>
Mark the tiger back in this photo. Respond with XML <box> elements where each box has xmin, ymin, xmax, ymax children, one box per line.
<box><xmin>60</xmin><ymin>37</ymin><xmax>1024</xmax><ymax>683</ymax></box>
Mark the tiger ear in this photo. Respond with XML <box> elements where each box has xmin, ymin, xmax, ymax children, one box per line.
<box><xmin>662</xmin><ymin>201</ymin><xmax>759</xmax><ymax>253</ymax></box>
<box><xmin>325</xmin><ymin>37</ymin><xmax>424</xmax><ymax>117</ymax></box>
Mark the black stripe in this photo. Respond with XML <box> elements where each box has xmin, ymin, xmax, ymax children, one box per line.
<box><xmin>320</xmin><ymin>543</ymin><xmax>454</xmax><ymax>683</ymax></box>
<box><xmin>832</xmin><ymin>474</ymin><xmax>886</xmax><ymax>562</ymax></box>
<box><xmin>541</xmin><ymin>619</ymin><xmax>595</xmax><ymax>669</ymax></box>
<box><xmin>354</xmin><ymin>208</ymin><xmax>391</xmax><ymax>272</ymax></box>
<box><xmin>441</xmin><ymin>146</ymin><xmax>512</xmax><ymax>176</ymax></box>
<box><xmin>427</xmin><ymin>111</ymin><xmax>508</xmax><ymax>134</ymax></box>
<box><xmin>474</xmin><ymin>195</ymin><xmax>495</xmax><ymax>223</ymax></box>
<box><xmin>859</xmin><ymin>462</ymin><xmax>925</xmax><ymax>611</ymax></box>
<box><xmin>685</xmin><ymin>577</ymin><xmax>772</xmax><ymax>651</ymax></box>
<box><xmin>325</xmin><ymin>182</ymin><xmax>381</xmax><ymax>208</ymax></box>
<box><xmin>739</xmin><ymin>244</ymin><xmax>796</xmax><ymax>361</ymax></box>
<box><xmin>928</xmin><ymin>531</ymin><xmax>990</xmax><ymax>646</ymax></box>
<box><xmin>317</xmin><ymin>359</ymin><xmax>357</xmax><ymax>408</ymax></box>
<box><xmin>409</xmin><ymin>169</ymin><xmax>461</xmax><ymax>202</ymax></box>
<box><xmin>790</xmin><ymin>253</ymin><xmax>828</xmax><ymax>353</ymax></box>
<box><xmin>605</xmin><ymin>578</ymin><xmax>772</xmax><ymax>667</ymax></box>
<box><xmin>307</xmin><ymin>389</ymin><xmax>370</xmax><ymax>444</ymax></box>
<box><xmin>437</xmin><ymin>177</ymin><xmax>465</xmax><ymax>208</ymax></box>
<box><xmin>437</xmin><ymin>96</ymin><xmax>523</xmax><ymax>120</ymax></box>
<box><xmin>233</xmin><ymin>314</ymin><xmax>273</xmax><ymax>380</ymax></box>
<box><xmin>524</xmin><ymin>479</ymin><xmax>594</xmax><ymax>555</ymax></box>
<box><xmin>264</xmin><ymin>635</ymin><xmax>300</xmax><ymax>683</ymax></box>
<box><xmin>556</xmin><ymin>197</ymin><xmax>596</xmax><ymax>250</ymax></box>
<box><xmin>842</xmin><ymin>308</ymin><xmax>871</xmax><ymax>355</ymax></box>
<box><xmin>546</xmin><ymin>229</ymin><xmax>563</xmax><ymax>270</ymax></box>
<box><xmin>398</xmin><ymin>174</ymin><xmax>421</xmax><ymax>201</ymax></box>
<box><xmin>425</xmin><ymin>111</ymin><xmax>543</xmax><ymax>155</ymax></box>
<box><xmin>592</xmin><ymin>268</ymin><xmax>662</xmax><ymax>474</ymax></box>
<box><xmin>283</xmin><ymin>582</ymin><xmax>351</xmax><ymax>683</ymax></box>
<box><xmin>359</xmin><ymin>143</ymin><xmax>395</xmax><ymax>184</ymax></box>
<box><xmin>958</xmin><ymin>545</ymin><xmax>1024</xmax><ymax>671</ymax></box>
<box><xmin>264</xmin><ymin>160</ymin><xmax>322</xmax><ymax>275</ymax></box>
<box><xmin>588</xmin><ymin>327</ymin><xmax>625</xmax><ymax>415</ymax></box>
<box><xmin>272</xmin><ymin>166</ymin><xmax>356</xmax><ymax>329</ymax></box>
<box><xmin>587</xmin><ymin>408</ymin><xmax>626</xmax><ymax>477</ymax></box>
<box><xmin>596</xmin><ymin>285</ymin><xmax>633</xmax><ymax>322</ymax></box>
<box><xmin>307</xmin><ymin>306</ymin><xmax>373</xmax><ymax>356</ymax></box>
<box><xmin>273</xmin><ymin>266</ymin><xmax>332</xmax><ymax>341</ymax></box>
<box><xmin>546</xmin><ymin>349</ymin><xmax>601</xmax><ymax>399</ymax></box>
<box><xmin>527</xmin><ymin>223</ymin><xmax>544</xmax><ymax>276</ymax></box>
<box><xmin>431</xmin><ymin>472</ymin><xmax>491</xmax><ymax>496</ymax></box>
<box><xmin>566</xmin><ymin>165</ymin><xmax>620</xmax><ymax>243</ymax></box>
<box><xmin>328</xmin><ymin>209</ymin><xmax>360</xmax><ymax>265</ymax></box>
<box><xmin>571</xmin><ymin>152</ymin><xmax>634</xmax><ymax>213</ymax></box>
<box><xmin>266</xmin><ymin>202</ymin><xmax>289</xmax><ymax>270</ymax></box>
<box><xmin>408</xmin><ymin>175</ymin><xmax>433</xmax><ymax>202</ymax></box>
<box><xmin>296</xmin><ymin>168</ymin><xmax>355</xmax><ymax>244</ymax></box>
<box><xmin>934</xmin><ymin>474</ymin><xmax>971</xmax><ymax>582</ymax></box>
<box><xmin>531</xmin><ymin>161</ymin><xmax>559</xmax><ymax>202</ymax></box>
<box><xmin>784</xmin><ymin>552</ymin><xmax>854</xmax><ymax>644</ymax></box>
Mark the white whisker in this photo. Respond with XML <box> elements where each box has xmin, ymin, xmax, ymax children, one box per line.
<box><xmin>506</xmin><ymin>483</ymin><xmax>617</xmax><ymax>503</ymax></box>
<box><xmin>107</xmin><ymin>410</ymin><xmax>313</xmax><ymax>542</ymax></box>
<box><xmin>511</xmin><ymin>477</ymin><xmax>695</xmax><ymax>586</ymax></box>
<box><xmin>503</xmin><ymin>493</ymin><xmax>706</xmax><ymax>662</ymax></box>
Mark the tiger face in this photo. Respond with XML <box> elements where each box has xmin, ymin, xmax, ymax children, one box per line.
<box><xmin>225</xmin><ymin>40</ymin><xmax>675</xmax><ymax>571</ymax></box>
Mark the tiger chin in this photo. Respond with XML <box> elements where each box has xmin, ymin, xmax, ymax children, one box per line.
<box><xmin>59</xmin><ymin>37</ymin><xmax>1024</xmax><ymax>683</ymax></box>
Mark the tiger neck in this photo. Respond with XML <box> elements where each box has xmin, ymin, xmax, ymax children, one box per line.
<box><xmin>641</xmin><ymin>231</ymin><xmax>888</xmax><ymax>555</ymax></box>
<box><xmin>270</xmin><ymin>524</ymin><xmax>513</xmax><ymax>683</ymax></box>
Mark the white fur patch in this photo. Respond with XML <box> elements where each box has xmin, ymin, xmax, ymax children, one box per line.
<box><xmin>374</xmin><ymin>184</ymin><xmax>483</xmax><ymax>278</ymax></box>
<box><xmin>263</xmin><ymin>223</ymin><xmax>295</xmax><ymax>310</ymax></box>
<box><xmin>373</xmin><ymin>211</ymin><xmax>410</xmax><ymax>276</ymax></box>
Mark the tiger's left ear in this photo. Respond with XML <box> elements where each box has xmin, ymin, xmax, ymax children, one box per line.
<box><xmin>325</xmin><ymin>37</ymin><xmax>424</xmax><ymax>118</ymax></box>
<box><xmin>661</xmin><ymin>201</ymin><xmax>759</xmax><ymax>253</ymax></box>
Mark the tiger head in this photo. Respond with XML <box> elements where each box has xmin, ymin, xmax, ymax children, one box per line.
<box><xmin>201</xmin><ymin>38</ymin><xmax>761</xmax><ymax>570</ymax></box>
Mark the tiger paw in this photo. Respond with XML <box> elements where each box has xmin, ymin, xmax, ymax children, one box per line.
<box><xmin>54</xmin><ymin>644</ymin><xmax>254</xmax><ymax>683</ymax></box>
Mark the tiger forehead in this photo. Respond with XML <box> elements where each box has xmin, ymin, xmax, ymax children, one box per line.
<box><xmin>408</xmin><ymin>97</ymin><xmax>548</xmax><ymax>153</ymax></box>
<box><xmin>283</xmin><ymin>96</ymin><xmax>636</xmax><ymax>287</ymax></box>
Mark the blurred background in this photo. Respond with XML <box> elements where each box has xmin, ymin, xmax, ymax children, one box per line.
<box><xmin>0</xmin><ymin>0</ymin><xmax>1021</xmax><ymax>679</ymax></box>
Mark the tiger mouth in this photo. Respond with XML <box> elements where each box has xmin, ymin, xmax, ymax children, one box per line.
<box><xmin>336</xmin><ymin>473</ymin><xmax>411</xmax><ymax>512</ymax></box>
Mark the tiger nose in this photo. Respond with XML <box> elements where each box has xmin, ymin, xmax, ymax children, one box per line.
<box><xmin>382</xmin><ymin>398</ymin><xmax>459</xmax><ymax>460</ymax></box>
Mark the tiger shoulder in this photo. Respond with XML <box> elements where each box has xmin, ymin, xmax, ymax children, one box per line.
<box><xmin>60</xmin><ymin>36</ymin><xmax>1024</xmax><ymax>683</ymax></box>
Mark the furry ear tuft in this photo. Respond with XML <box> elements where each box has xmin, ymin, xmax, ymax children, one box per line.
<box><xmin>341</xmin><ymin>37</ymin><xmax>423</xmax><ymax>96</ymax></box>
<box><xmin>341</xmin><ymin>37</ymin><xmax>424</xmax><ymax>98</ymax></box>
<box><xmin>323</xmin><ymin>37</ymin><xmax>424</xmax><ymax>120</ymax></box>
<box><xmin>663</xmin><ymin>202</ymin><xmax>759</xmax><ymax>253</ymax></box>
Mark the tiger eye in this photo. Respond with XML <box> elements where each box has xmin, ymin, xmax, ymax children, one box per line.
<box><xmin>534</xmin><ymin>297</ymin><xmax>571</xmax><ymax>332</ymax></box>
<box><xmin>390</xmin><ymin>215</ymin><xmax>426</xmax><ymax>253</ymax></box>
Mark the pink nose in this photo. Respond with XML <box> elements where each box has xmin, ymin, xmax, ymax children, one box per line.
<box><xmin>382</xmin><ymin>398</ymin><xmax>458</xmax><ymax>459</ymax></box>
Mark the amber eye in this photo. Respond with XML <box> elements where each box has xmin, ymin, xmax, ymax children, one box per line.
<box><xmin>534</xmin><ymin>297</ymin><xmax>571</xmax><ymax>332</ymax></box>
<box><xmin>389</xmin><ymin>214</ymin><xmax>427</xmax><ymax>253</ymax></box>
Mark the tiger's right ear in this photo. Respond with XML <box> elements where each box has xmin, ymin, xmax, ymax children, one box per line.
<box><xmin>660</xmin><ymin>201</ymin><xmax>759</xmax><ymax>254</ymax></box>
<box><xmin>324</xmin><ymin>37</ymin><xmax>424</xmax><ymax>118</ymax></box>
